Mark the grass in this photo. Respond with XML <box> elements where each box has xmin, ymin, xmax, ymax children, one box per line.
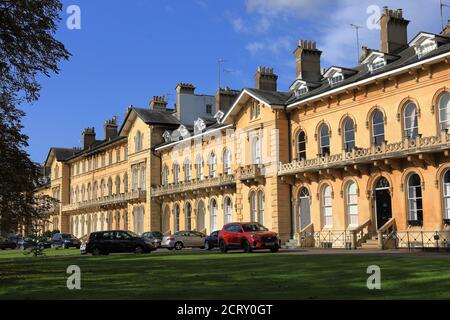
<box><xmin>0</xmin><ymin>248</ymin><xmax>449</xmax><ymax>299</ymax></box>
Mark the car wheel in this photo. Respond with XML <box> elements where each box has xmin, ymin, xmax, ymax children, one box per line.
<box><xmin>174</xmin><ymin>242</ymin><xmax>183</xmax><ymax>251</ymax></box>
<box><xmin>270</xmin><ymin>246</ymin><xmax>279</xmax><ymax>253</ymax></box>
<box><xmin>243</xmin><ymin>240</ymin><xmax>252</xmax><ymax>253</ymax></box>
<box><xmin>134</xmin><ymin>246</ymin><xmax>144</xmax><ymax>254</ymax></box>
<box><xmin>167</xmin><ymin>247</ymin><xmax>174</xmax><ymax>251</ymax></box>
<box><xmin>92</xmin><ymin>247</ymin><xmax>101</xmax><ymax>256</ymax></box>
<box><xmin>219</xmin><ymin>240</ymin><xmax>228</xmax><ymax>253</ymax></box>
<box><xmin>204</xmin><ymin>241</ymin><xmax>210</xmax><ymax>250</ymax></box>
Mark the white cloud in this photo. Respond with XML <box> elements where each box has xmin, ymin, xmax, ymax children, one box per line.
<box><xmin>246</xmin><ymin>36</ymin><xmax>292</xmax><ymax>55</ymax></box>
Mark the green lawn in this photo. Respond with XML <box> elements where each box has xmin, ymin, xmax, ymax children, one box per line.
<box><xmin>0</xmin><ymin>248</ymin><xmax>449</xmax><ymax>299</ymax></box>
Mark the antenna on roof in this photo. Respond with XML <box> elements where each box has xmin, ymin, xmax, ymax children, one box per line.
<box><xmin>350</xmin><ymin>24</ymin><xmax>363</xmax><ymax>64</ymax></box>
<box><xmin>441</xmin><ymin>0</ymin><xmax>450</xmax><ymax>31</ymax></box>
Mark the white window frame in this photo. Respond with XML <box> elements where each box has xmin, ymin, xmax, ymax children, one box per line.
<box><xmin>322</xmin><ymin>185</ymin><xmax>333</xmax><ymax>228</ymax></box>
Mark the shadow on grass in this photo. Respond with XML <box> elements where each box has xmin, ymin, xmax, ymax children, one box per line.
<box><xmin>0</xmin><ymin>249</ymin><xmax>449</xmax><ymax>299</ymax></box>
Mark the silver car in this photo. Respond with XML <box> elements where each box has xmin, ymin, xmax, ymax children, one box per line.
<box><xmin>162</xmin><ymin>231</ymin><xmax>206</xmax><ymax>250</ymax></box>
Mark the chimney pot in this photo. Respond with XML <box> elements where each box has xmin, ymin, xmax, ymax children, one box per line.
<box><xmin>380</xmin><ymin>6</ymin><xmax>409</xmax><ymax>54</ymax></box>
<box><xmin>294</xmin><ymin>38</ymin><xmax>322</xmax><ymax>82</ymax></box>
<box><xmin>254</xmin><ymin>66</ymin><xmax>278</xmax><ymax>91</ymax></box>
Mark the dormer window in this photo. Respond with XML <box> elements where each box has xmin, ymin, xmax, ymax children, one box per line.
<box><xmin>295</xmin><ymin>86</ymin><xmax>309</xmax><ymax>97</ymax></box>
<box><xmin>410</xmin><ymin>33</ymin><xmax>441</xmax><ymax>59</ymax></box>
<box><xmin>162</xmin><ymin>131</ymin><xmax>171</xmax><ymax>143</ymax></box>
<box><xmin>194</xmin><ymin>118</ymin><xmax>206</xmax><ymax>134</ymax></box>
<box><xmin>323</xmin><ymin>67</ymin><xmax>345</xmax><ymax>87</ymax></box>
<box><xmin>330</xmin><ymin>74</ymin><xmax>343</xmax><ymax>86</ymax></box>
<box><xmin>214</xmin><ymin>110</ymin><xmax>224</xmax><ymax>123</ymax></box>
<box><xmin>416</xmin><ymin>39</ymin><xmax>437</xmax><ymax>58</ymax></box>
<box><xmin>371</xmin><ymin>57</ymin><xmax>386</xmax><ymax>72</ymax></box>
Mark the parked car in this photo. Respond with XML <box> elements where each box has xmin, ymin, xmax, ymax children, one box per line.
<box><xmin>51</xmin><ymin>233</ymin><xmax>81</xmax><ymax>249</ymax></box>
<box><xmin>18</xmin><ymin>236</ymin><xmax>52</xmax><ymax>250</ymax></box>
<box><xmin>218</xmin><ymin>222</ymin><xmax>280</xmax><ymax>253</ymax></box>
<box><xmin>141</xmin><ymin>231</ymin><xmax>164</xmax><ymax>247</ymax></box>
<box><xmin>204</xmin><ymin>230</ymin><xmax>219</xmax><ymax>250</ymax></box>
<box><xmin>81</xmin><ymin>230</ymin><xmax>156</xmax><ymax>255</ymax></box>
<box><xmin>161</xmin><ymin>231</ymin><xmax>206</xmax><ymax>250</ymax></box>
<box><xmin>0</xmin><ymin>236</ymin><xmax>17</xmax><ymax>250</ymax></box>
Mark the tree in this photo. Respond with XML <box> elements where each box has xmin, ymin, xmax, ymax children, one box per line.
<box><xmin>0</xmin><ymin>0</ymin><xmax>70</xmax><ymax>233</ymax></box>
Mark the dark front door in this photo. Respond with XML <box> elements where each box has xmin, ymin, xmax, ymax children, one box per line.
<box><xmin>375</xmin><ymin>188</ymin><xmax>392</xmax><ymax>229</ymax></box>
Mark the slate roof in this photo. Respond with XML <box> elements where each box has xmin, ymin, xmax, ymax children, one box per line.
<box><xmin>132</xmin><ymin>107</ymin><xmax>181</xmax><ymax>126</ymax></box>
<box><xmin>245</xmin><ymin>88</ymin><xmax>292</xmax><ymax>106</ymax></box>
<box><xmin>286</xmin><ymin>35</ymin><xmax>450</xmax><ymax>106</ymax></box>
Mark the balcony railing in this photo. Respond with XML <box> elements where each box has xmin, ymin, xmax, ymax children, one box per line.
<box><xmin>62</xmin><ymin>190</ymin><xmax>146</xmax><ymax>212</ymax></box>
<box><xmin>279</xmin><ymin>133</ymin><xmax>450</xmax><ymax>176</ymax></box>
<box><xmin>238</xmin><ymin>164</ymin><xmax>264</xmax><ymax>181</ymax></box>
<box><xmin>151</xmin><ymin>174</ymin><xmax>236</xmax><ymax>197</ymax></box>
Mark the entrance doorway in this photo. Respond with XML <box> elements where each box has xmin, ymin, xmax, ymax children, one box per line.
<box><xmin>298</xmin><ymin>188</ymin><xmax>311</xmax><ymax>231</ymax></box>
<box><xmin>374</xmin><ymin>177</ymin><xmax>392</xmax><ymax>229</ymax></box>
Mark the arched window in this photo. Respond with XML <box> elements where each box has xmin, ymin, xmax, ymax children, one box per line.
<box><xmin>443</xmin><ymin>170</ymin><xmax>450</xmax><ymax>221</ymax></box>
<box><xmin>250</xmin><ymin>191</ymin><xmax>257</xmax><ymax>222</ymax></box>
<box><xmin>123</xmin><ymin>210</ymin><xmax>128</xmax><ymax>230</ymax></box>
<box><xmin>257</xmin><ymin>191</ymin><xmax>265</xmax><ymax>224</ymax></box>
<box><xmin>80</xmin><ymin>216</ymin><xmax>85</xmax><ymax>237</ymax></box>
<box><xmin>252</xmin><ymin>137</ymin><xmax>262</xmax><ymax>164</ymax></box>
<box><xmin>93</xmin><ymin>181</ymin><xmax>98</xmax><ymax>199</ymax></box>
<box><xmin>100</xmin><ymin>212</ymin><xmax>105</xmax><ymax>231</ymax></box>
<box><xmin>184</xmin><ymin>159</ymin><xmax>191</xmax><ymax>182</ymax></box>
<box><xmin>107</xmin><ymin>178</ymin><xmax>113</xmax><ymax>196</ymax></box>
<box><xmin>346</xmin><ymin>181</ymin><xmax>358</xmax><ymax>226</ymax></box>
<box><xmin>439</xmin><ymin>92</ymin><xmax>450</xmax><ymax>131</ymax></box>
<box><xmin>93</xmin><ymin>214</ymin><xmax>98</xmax><ymax>232</ymax></box>
<box><xmin>319</xmin><ymin>124</ymin><xmax>330</xmax><ymax>156</ymax></box>
<box><xmin>135</xmin><ymin>130</ymin><xmax>143</xmax><ymax>152</ymax></box>
<box><xmin>196</xmin><ymin>155</ymin><xmax>203</xmax><ymax>180</ymax></box>
<box><xmin>223</xmin><ymin>149</ymin><xmax>232</xmax><ymax>175</ymax></box>
<box><xmin>372</xmin><ymin>110</ymin><xmax>385</xmax><ymax>146</ymax></box>
<box><xmin>185</xmin><ymin>203</ymin><xmax>192</xmax><ymax>230</ymax></box>
<box><xmin>343</xmin><ymin>118</ymin><xmax>355</xmax><ymax>152</ymax></box>
<box><xmin>133</xmin><ymin>207</ymin><xmax>144</xmax><ymax>234</ymax></box>
<box><xmin>81</xmin><ymin>185</ymin><xmax>85</xmax><ymax>202</ymax></box>
<box><xmin>173</xmin><ymin>163</ymin><xmax>180</xmax><ymax>184</ymax></box>
<box><xmin>123</xmin><ymin>173</ymin><xmax>128</xmax><ymax>193</ymax></box>
<box><xmin>210</xmin><ymin>198</ymin><xmax>218</xmax><ymax>231</ymax></box>
<box><xmin>297</xmin><ymin>130</ymin><xmax>306</xmax><ymax>160</ymax></box>
<box><xmin>115</xmin><ymin>210</ymin><xmax>120</xmax><ymax>229</ymax></box>
<box><xmin>87</xmin><ymin>183</ymin><xmax>92</xmax><ymax>200</ymax></box>
<box><xmin>404</xmin><ymin>102</ymin><xmax>419</xmax><ymax>139</ymax></box>
<box><xmin>297</xmin><ymin>188</ymin><xmax>311</xmax><ymax>230</ymax></box>
<box><xmin>407</xmin><ymin>174</ymin><xmax>423</xmax><ymax>225</ymax></box>
<box><xmin>107</xmin><ymin>211</ymin><xmax>113</xmax><ymax>230</ymax></box>
<box><xmin>100</xmin><ymin>179</ymin><xmax>105</xmax><ymax>197</ymax></box>
<box><xmin>163</xmin><ymin>166</ymin><xmax>169</xmax><ymax>186</ymax></box>
<box><xmin>132</xmin><ymin>168</ymin><xmax>138</xmax><ymax>191</ymax></box>
<box><xmin>208</xmin><ymin>153</ymin><xmax>217</xmax><ymax>178</ymax></box>
<box><xmin>75</xmin><ymin>187</ymin><xmax>79</xmax><ymax>203</ymax></box>
<box><xmin>115</xmin><ymin>176</ymin><xmax>121</xmax><ymax>194</ymax></box>
<box><xmin>321</xmin><ymin>185</ymin><xmax>333</xmax><ymax>227</ymax></box>
<box><xmin>197</xmin><ymin>201</ymin><xmax>205</xmax><ymax>231</ymax></box>
<box><xmin>224</xmin><ymin>197</ymin><xmax>233</xmax><ymax>224</ymax></box>
<box><xmin>174</xmin><ymin>204</ymin><xmax>180</xmax><ymax>232</ymax></box>
<box><xmin>140</xmin><ymin>167</ymin><xmax>146</xmax><ymax>190</ymax></box>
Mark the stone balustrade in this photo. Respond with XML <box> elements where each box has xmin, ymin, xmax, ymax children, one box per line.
<box><xmin>62</xmin><ymin>190</ymin><xmax>146</xmax><ymax>212</ymax></box>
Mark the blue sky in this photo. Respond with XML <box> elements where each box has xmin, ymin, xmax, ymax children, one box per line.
<box><xmin>23</xmin><ymin>0</ymin><xmax>446</xmax><ymax>162</ymax></box>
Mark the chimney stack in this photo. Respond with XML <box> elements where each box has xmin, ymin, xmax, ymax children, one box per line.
<box><xmin>254</xmin><ymin>66</ymin><xmax>278</xmax><ymax>91</ymax></box>
<box><xmin>82</xmin><ymin>127</ymin><xmax>96</xmax><ymax>149</ymax></box>
<box><xmin>215</xmin><ymin>87</ymin><xmax>240</xmax><ymax>113</ymax></box>
<box><xmin>103</xmin><ymin>117</ymin><xmax>118</xmax><ymax>141</ymax></box>
<box><xmin>380</xmin><ymin>7</ymin><xmax>409</xmax><ymax>54</ymax></box>
<box><xmin>441</xmin><ymin>20</ymin><xmax>450</xmax><ymax>37</ymax></box>
<box><xmin>294</xmin><ymin>40</ymin><xmax>322</xmax><ymax>82</ymax></box>
<box><xmin>150</xmin><ymin>96</ymin><xmax>168</xmax><ymax>112</ymax></box>
<box><xmin>359</xmin><ymin>46</ymin><xmax>374</xmax><ymax>64</ymax></box>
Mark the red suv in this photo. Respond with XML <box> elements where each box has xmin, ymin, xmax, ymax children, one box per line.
<box><xmin>218</xmin><ymin>222</ymin><xmax>280</xmax><ymax>253</ymax></box>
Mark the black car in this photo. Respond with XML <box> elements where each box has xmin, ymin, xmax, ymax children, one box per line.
<box><xmin>81</xmin><ymin>230</ymin><xmax>156</xmax><ymax>255</ymax></box>
<box><xmin>141</xmin><ymin>231</ymin><xmax>164</xmax><ymax>247</ymax></box>
<box><xmin>51</xmin><ymin>233</ymin><xmax>81</xmax><ymax>249</ymax></box>
<box><xmin>204</xmin><ymin>230</ymin><xmax>219</xmax><ymax>250</ymax></box>
<box><xmin>0</xmin><ymin>236</ymin><xmax>17</xmax><ymax>250</ymax></box>
<box><xmin>18</xmin><ymin>236</ymin><xmax>52</xmax><ymax>250</ymax></box>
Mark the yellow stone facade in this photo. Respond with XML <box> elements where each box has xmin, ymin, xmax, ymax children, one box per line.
<box><xmin>37</xmin><ymin>8</ymin><xmax>450</xmax><ymax>249</ymax></box>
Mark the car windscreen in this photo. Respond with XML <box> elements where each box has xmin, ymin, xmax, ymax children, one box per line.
<box><xmin>242</xmin><ymin>223</ymin><xmax>268</xmax><ymax>232</ymax></box>
<box><xmin>152</xmin><ymin>231</ymin><xmax>163</xmax><ymax>238</ymax></box>
<box><xmin>126</xmin><ymin>231</ymin><xmax>138</xmax><ymax>238</ymax></box>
